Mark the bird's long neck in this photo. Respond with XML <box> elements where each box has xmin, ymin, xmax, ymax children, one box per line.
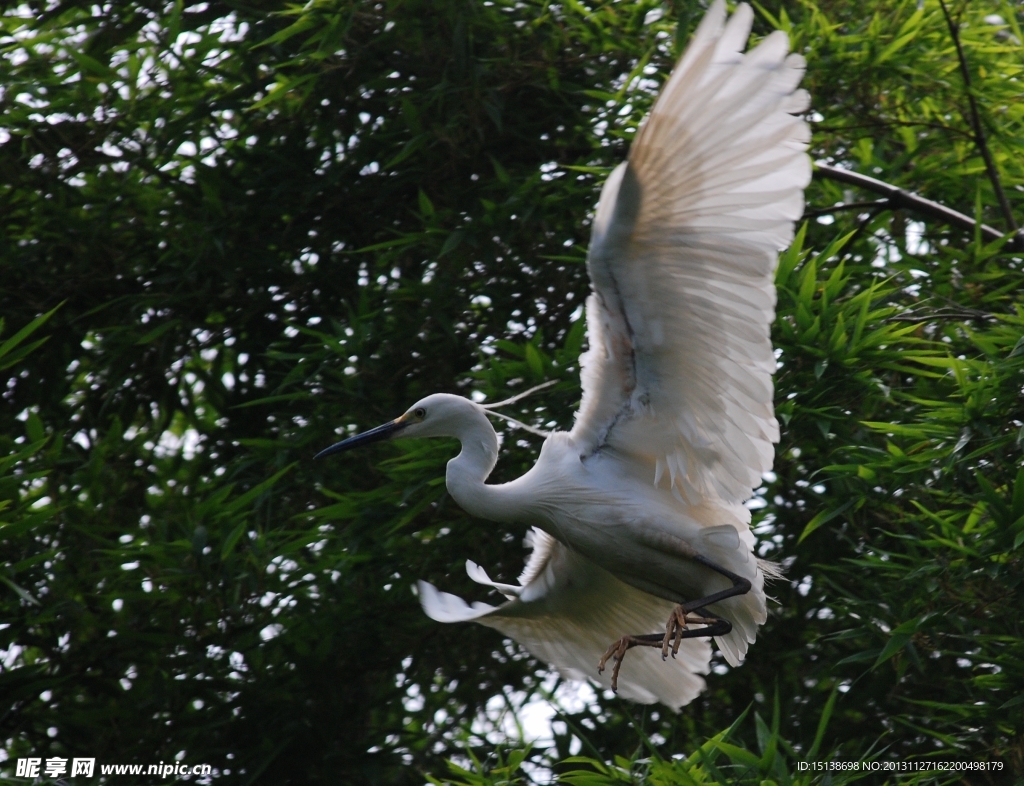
<box><xmin>445</xmin><ymin>409</ymin><xmax>518</xmax><ymax>523</ymax></box>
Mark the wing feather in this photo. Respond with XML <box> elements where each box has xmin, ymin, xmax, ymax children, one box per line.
<box><xmin>419</xmin><ymin>529</ymin><xmax>710</xmax><ymax>710</ymax></box>
<box><xmin>571</xmin><ymin>0</ymin><xmax>809</xmax><ymax>505</ymax></box>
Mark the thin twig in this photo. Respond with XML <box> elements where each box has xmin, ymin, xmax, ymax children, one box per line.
<box><xmin>842</xmin><ymin>205</ymin><xmax>890</xmax><ymax>257</ymax></box>
<box><xmin>804</xmin><ymin>199</ymin><xmax>890</xmax><ymax>219</ymax></box>
<box><xmin>483</xmin><ymin>408</ymin><xmax>551</xmax><ymax>438</ymax></box>
<box><xmin>813</xmin><ymin>119</ymin><xmax>974</xmax><ymax>141</ymax></box>
<box><xmin>937</xmin><ymin>0</ymin><xmax>1018</xmax><ymax>235</ymax></box>
<box><xmin>480</xmin><ymin>379</ymin><xmax>557</xmax><ymax>410</ymax></box>
<box><xmin>815</xmin><ymin>163</ymin><xmax>1021</xmax><ymax>251</ymax></box>
<box><xmin>886</xmin><ymin>308</ymin><xmax>995</xmax><ymax>323</ymax></box>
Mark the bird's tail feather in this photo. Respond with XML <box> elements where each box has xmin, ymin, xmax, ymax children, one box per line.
<box><xmin>758</xmin><ymin>557</ymin><xmax>785</xmax><ymax>581</ymax></box>
<box><xmin>710</xmin><ymin>560</ymin><xmax>772</xmax><ymax>667</ymax></box>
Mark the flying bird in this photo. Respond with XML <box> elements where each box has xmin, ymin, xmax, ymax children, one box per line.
<box><xmin>317</xmin><ymin>0</ymin><xmax>809</xmax><ymax>710</ymax></box>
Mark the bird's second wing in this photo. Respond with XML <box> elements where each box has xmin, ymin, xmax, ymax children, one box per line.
<box><xmin>418</xmin><ymin>528</ymin><xmax>710</xmax><ymax>710</ymax></box>
<box><xmin>570</xmin><ymin>0</ymin><xmax>810</xmax><ymax>504</ymax></box>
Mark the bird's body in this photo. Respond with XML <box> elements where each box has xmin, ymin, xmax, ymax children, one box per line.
<box><xmin>442</xmin><ymin>404</ymin><xmax>756</xmax><ymax>619</ymax></box>
<box><xmin>318</xmin><ymin>0</ymin><xmax>809</xmax><ymax>710</ymax></box>
<box><xmin>408</xmin><ymin>393</ymin><xmax>769</xmax><ymax>708</ymax></box>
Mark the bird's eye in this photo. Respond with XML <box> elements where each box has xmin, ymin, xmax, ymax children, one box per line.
<box><xmin>413</xmin><ymin>408</ymin><xmax>426</xmax><ymax>419</ymax></box>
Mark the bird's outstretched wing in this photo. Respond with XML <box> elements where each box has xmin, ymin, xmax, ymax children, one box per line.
<box><xmin>419</xmin><ymin>528</ymin><xmax>710</xmax><ymax>710</ymax></box>
<box><xmin>570</xmin><ymin>0</ymin><xmax>810</xmax><ymax>505</ymax></box>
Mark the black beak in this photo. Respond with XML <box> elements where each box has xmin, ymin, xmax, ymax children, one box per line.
<box><xmin>314</xmin><ymin>418</ymin><xmax>410</xmax><ymax>459</ymax></box>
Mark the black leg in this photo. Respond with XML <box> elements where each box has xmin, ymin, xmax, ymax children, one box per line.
<box><xmin>598</xmin><ymin>554</ymin><xmax>753</xmax><ymax>692</ymax></box>
<box><xmin>678</xmin><ymin>553</ymin><xmax>751</xmax><ymax>614</ymax></box>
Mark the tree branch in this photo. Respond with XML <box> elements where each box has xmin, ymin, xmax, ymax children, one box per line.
<box><xmin>814</xmin><ymin>163</ymin><xmax>1022</xmax><ymax>251</ymax></box>
<box><xmin>938</xmin><ymin>0</ymin><xmax>1018</xmax><ymax>235</ymax></box>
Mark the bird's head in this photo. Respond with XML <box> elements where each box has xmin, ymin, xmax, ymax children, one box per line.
<box><xmin>315</xmin><ymin>393</ymin><xmax>483</xmax><ymax>459</ymax></box>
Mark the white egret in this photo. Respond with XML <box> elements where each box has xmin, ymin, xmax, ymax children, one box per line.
<box><xmin>317</xmin><ymin>0</ymin><xmax>809</xmax><ymax>710</ymax></box>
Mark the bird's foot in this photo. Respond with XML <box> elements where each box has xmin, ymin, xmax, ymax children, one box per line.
<box><xmin>598</xmin><ymin>611</ymin><xmax>730</xmax><ymax>692</ymax></box>
<box><xmin>597</xmin><ymin>634</ymin><xmax>663</xmax><ymax>693</ymax></box>
<box><xmin>662</xmin><ymin>606</ymin><xmax>718</xmax><ymax>660</ymax></box>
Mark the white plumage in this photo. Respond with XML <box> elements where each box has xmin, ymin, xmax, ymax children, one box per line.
<box><xmin>318</xmin><ymin>0</ymin><xmax>809</xmax><ymax>711</ymax></box>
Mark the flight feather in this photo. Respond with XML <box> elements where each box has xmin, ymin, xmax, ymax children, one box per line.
<box><xmin>570</xmin><ymin>0</ymin><xmax>810</xmax><ymax>506</ymax></box>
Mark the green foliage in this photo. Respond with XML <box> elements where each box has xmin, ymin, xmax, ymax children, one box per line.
<box><xmin>1</xmin><ymin>0</ymin><xmax>1022</xmax><ymax>784</ymax></box>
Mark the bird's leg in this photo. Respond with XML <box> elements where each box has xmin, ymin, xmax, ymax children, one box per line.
<box><xmin>676</xmin><ymin>553</ymin><xmax>753</xmax><ymax>614</ymax></box>
<box><xmin>598</xmin><ymin>554</ymin><xmax>753</xmax><ymax>689</ymax></box>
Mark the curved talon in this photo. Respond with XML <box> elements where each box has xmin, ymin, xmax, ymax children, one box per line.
<box><xmin>598</xmin><ymin>634</ymin><xmax>663</xmax><ymax>692</ymax></box>
<box><xmin>662</xmin><ymin>606</ymin><xmax>689</xmax><ymax>660</ymax></box>
<box><xmin>673</xmin><ymin>610</ymin><xmax>684</xmax><ymax>657</ymax></box>
<box><xmin>597</xmin><ymin>636</ymin><xmax>625</xmax><ymax>675</ymax></box>
<box><xmin>598</xmin><ymin>636</ymin><xmax>627</xmax><ymax>691</ymax></box>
